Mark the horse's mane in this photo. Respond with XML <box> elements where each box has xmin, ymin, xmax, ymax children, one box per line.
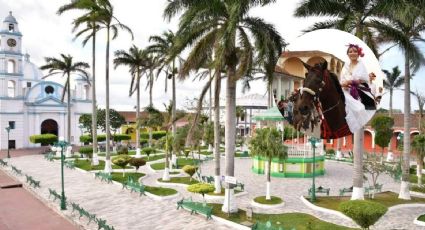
<box><xmin>329</xmin><ymin>71</ymin><xmax>345</xmax><ymax>104</ymax></box>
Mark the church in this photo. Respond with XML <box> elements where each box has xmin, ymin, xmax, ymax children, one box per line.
<box><xmin>0</xmin><ymin>12</ymin><xmax>92</xmax><ymax>150</ymax></box>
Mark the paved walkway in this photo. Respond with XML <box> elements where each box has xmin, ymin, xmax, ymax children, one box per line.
<box><xmin>1</xmin><ymin>155</ymin><xmax>231</xmax><ymax>230</ymax></box>
<box><xmin>0</xmin><ymin>170</ymin><xmax>78</xmax><ymax>230</ymax></box>
<box><xmin>2</xmin><ymin>153</ymin><xmax>425</xmax><ymax>230</ymax></box>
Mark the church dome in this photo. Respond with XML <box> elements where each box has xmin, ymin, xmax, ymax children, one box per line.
<box><xmin>3</xmin><ymin>11</ymin><xmax>18</xmax><ymax>24</ymax></box>
<box><xmin>23</xmin><ymin>54</ymin><xmax>43</xmax><ymax>81</ymax></box>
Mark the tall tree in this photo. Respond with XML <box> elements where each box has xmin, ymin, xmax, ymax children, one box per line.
<box><xmin>164</xmin><ymin>0</ymin><xmax>284</xmax><ymax>212</ymax></box>
<box><xmin>383</xmin><ymin>66</ymin><xmax>404</xmax><ymax>117</ymax></box>
<box><xmin>57</xmin><ymin>0</ymin><xmax>103</xmax><ymax>165</ymax></box>
<box><xmin>250</xmin><ymin>128</ymin><xmax>287</xmax><ymax>199</ymax></box>
<box><xmin>40</xmin><ymin>54</ymin><xmax>90</xmax><ymax>143</ymax></box>
<box><xmin>114</xmin><ymin>45</ymin><xmax>150</xmax><ymax>158</ymax></box>
<box><xmin>411</xmin><ymin>90</ymin><xmax>425</xmax><ymax>131</ymax></box>
<box><xmin>412</xmin><ymin>134</ymin><xmax>425</xmax><ymax>186</ymax></box>
<box><xmin>372</xmin><ymin>3</ymin><xmax>425</xmax><ymax>199</ymax></box>
<box><xmin>92</xmin><ymin>0</ymin><xmax>133</xmax><ymax>172</ymax></box>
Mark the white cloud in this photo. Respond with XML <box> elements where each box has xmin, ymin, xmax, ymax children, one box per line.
<box><xmin>1</xmin><ymin>0</ymin><xmax>423</xmax><ymax>113</ymax></box>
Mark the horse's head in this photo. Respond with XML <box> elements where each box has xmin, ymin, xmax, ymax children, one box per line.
<box><xmin>298</xmin><ymin>61</ymin><xmax>328</xmax><ymax>116</ymax></box>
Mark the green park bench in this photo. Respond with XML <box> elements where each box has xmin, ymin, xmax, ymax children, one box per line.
<box><xmin>48</xmin><ymin>188</ymin><xmax>66</xmax><ymax>206</ymax></box>
<box><xmin>96</xmin><ymin>218</ymin><xmax>115</xmax><ymax>230</ymax></box>
<box><xmin>25</xmin><ymin>174</ymin><xmax>40</xmax><ymax>188</ymax></box>
<box><xmin>252</xmin><ymin>220</ymin><xmax>284</xmax><ymax>230</ymax></box>
<box><xmin>309</xmin><ymin>186</ymin><xmax>330</xmax><ymax>196</ymax></box>
<box><xmin>365</xmin><ymin>183</ymin><xmax>383</xmax><ymax>197</ymax></box>
<box><xmin>176</xmin><ymin>197</ymin><xmax>212</xmax><ymax>220</ymax></box>
<box><xmin>0</xmin><ymin>159</ymin><xmax>8</xmax><ymax>166</ymax></box>
<box><xmin>339</xmin><ymin>186</ymin><xmax>353</xmax><ymax>196</ymax></box>
<box><xmin>44</xmin><ymin>153</ymin><xmax>54</xmax><ymax>161</ymax></box>
<box><xmin>70</xmin><ymin>202</ymin><xmax>97</xmax><ymax>224</ymax></box>
<box><xmin>11</xmin><ymin>165</ymin><xmax>22</xmax><ymax>175</ymax></box>
<box><xmin>95</xmin><ymin>172</ymin><xmax>112</xmax><ymax>184</ymax></box>
<box><xmin>122</xmin><ymin>176</ymin><xmax>145</xmax><ymax>196</ymax></box>
<box><xmin>64</xmin><ymin>160</ymin><xmax>75</xmax><ymax>169</ymax></box>
<box><xmin>236</xmin><ymin>182</ymin><xmax>245</xmax><ymax>191</ymax></box>
<box><xmin>241</xmin><ymin>151</ymin><xmax>249</xmax><ymax>157</ymax></box>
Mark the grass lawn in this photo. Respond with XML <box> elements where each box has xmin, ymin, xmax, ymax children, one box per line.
<box><xmin>53</xmin><ymin>155</ymin><xmax>80</xmax><ymax>160</ymax></box>
<box><xmin>111</xmin><ymin>172</ymin><xmax>145</xmax><ymax>183</ymax></box>
<box><xmin>74</xmin><ymin>159</ymin><xmax>132</xmax><ymax>171</ymax></box>
<box><xmin>110</xmin><ymin>172</ymin><xmax>178</xmax><ymax>196</ymax></box>
<box><xmin>170</xmin><ymin>171</ymin><xmax>181</xmax><ymax>174</ymax></box>
<box><xmin>200</xmin><ymin>151</ymin><xmax>213</xmax><ymax>156</ymax></box>
<box><xmin>141</xmin><ymin>154</ymin><xmax>165</xmax><ymax>162</ymax></box>
<box><xmin>97</xmin><ymin>152</ymin><xmax>117</xmax><ymax>157</ymax></box>
<box><xmin>410</xmin><ymin>174</ymin><xmax>425</xmax><ymax>184</ymax></box>
<box><xmin>206</xmin><ymin>188</ymin><xmax>243</xmax><ymax>196</ymax></box>
<box><xmin>411</xmin><ymin>185</ymin><xmax>425</xmax><ymax>193</ymax></box>
<box><xmin>158</xmin><ymin>177</ymin><xmax>199</xmax><ymax>185</ymax></box>
<box><xmin>254</xmin><ymin>196</ymin><xmax>283</xmax><ymax>205</ymax></box>
<box><xmin>235</xmin><ymin>152</ymin><xmax>250</xmax><ymax>158</ymax></box>
<box><xmin>208</xmin><ymin>203</ymin><xmax>357</xmax><ymax>230</ymax></box>
<box><xmin>150</xmin><ymin>158</ymin><xmax>198</xmax><ymax>170</ymax></box>
<box><xmin>313</xmin><ymin>191</ymin><xmax>425</xmax><ymax>211</ymax></box>
<box><xmin>418</xmin><ymin>214</ymin><xmax>425</xmax><ymax>222</ymax></box>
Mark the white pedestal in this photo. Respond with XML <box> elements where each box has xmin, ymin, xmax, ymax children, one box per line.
<box><xmin>135</xmin><ymin>148</ymin><xmax>142</xmax><ymax>158</ymax></box>
<box><xmin>336</xmin><ymin>150</ymin><xmax>342</xmax><ymax>159</ymax></box>
<box><xmin>222</xmin><ymin>188</ymin><xmax>238</xmax><ymax>213</ymax></box>
<box><xmin>386</xmin><ymin>152</ymin><xmax>394</xmax><ymax>162</ymax></box>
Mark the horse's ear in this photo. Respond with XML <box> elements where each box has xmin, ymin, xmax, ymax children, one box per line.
<box><xmin>321</xmin><ymin>61</ymin><xmax>328</xmax><ymax>70</ymax></box>
<box><xmin>302</xmin><ymin>61</ymin><xmax>311</xmax><ymax>71</ymax></box>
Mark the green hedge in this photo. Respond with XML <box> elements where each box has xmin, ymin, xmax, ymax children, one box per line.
<box><xmin>79</xmin><ymin>146</ymin><xmax>93</xmax><ymax>154</ymax></box>
<box><xmin>29</xmin><ymin>134</ymin><xmax>58</xmax><ymax>145</ymax></box>
<box><xmin>339</xmin><ymin>200</ymin><xmax>387</xmax><ymax>229</ymax></box>
<box><xmin>79</xmin><ymin>134</ymin><xmax>130</xmax><ymax>143</ymax></box>
<box><xmin>140</xmin><ymin>131</ymin><xmax>166</xmax><ymax>140</ymax></box>
<box><xmin>326</xmin><ymin>149</ymin><xmax>336</xmax><ymax>155</ymax></box>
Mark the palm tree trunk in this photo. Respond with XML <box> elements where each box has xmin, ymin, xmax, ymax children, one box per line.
<box><xmin>351</xmin><ymin>128</ymin><xmax>364</xmax><ymax>200</ymax></box>
<box><xmin>162</xmin><ymin>131</ymin><xmax>170</xmax><ymax>181</ymax></box>
<box><xmin>222</xmin><ymin>66</ymin><xmax>237</xmax><ymax>213</ymax></box>
<box><xmin>135</xmin><ymin>74</ymin><xmax>141</xmax><ymax>158</ymax></box>
<box><xmin>104</xmin><ymin>26</ymin><xmax>112</xmax><ymax>173</ymax></box>
<box><xmin>399</xmin><ymin>54</ymin><xmax>411</xmax><ymax>200</ymax></box>
<box><xmin>388</xmin><ymin>90</ymin><xmax>393</xmax><ymax>154</ymax></box>
<box><xmin>67</xmin><ymin>76</ymin><xmax>71</xmax><ymax>143</ymax></box>
<box><xmin>214</xmin><ymin>69</ymin><xmax>222</xmax><ymax>194</ymax></box>
<box><xmin>417</xmin><ymin>155</ymin><xmax>423</xmax><ymax>186</ymax></box>
<box><xmin>266</xmin><ymin>158</ymin><xmax>272</xmax><ymax>200</ymax></box>
<box><xmin>171</xmin><ymin>60</ymin><xmax>177</xmax><ymax>168</ymax></box>
<box><xmin>209</xmin><ymin>71</ymin><xmax>213</xmax><ymax>122</ymax></box>
<box><xmin>91</xmin><ymin>25</ymin><xmax>99</xmax><ymax>166</ymax></box>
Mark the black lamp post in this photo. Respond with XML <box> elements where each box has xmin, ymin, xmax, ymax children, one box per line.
<box><xmin>53</xmin><ymin>137</ymin><xmax>69</xmax><ymax>210</ymax></box>
<box><xmin>5</xmin><ymin>126</ymin><xmax>11</xmax><ymax>158</ymax></box>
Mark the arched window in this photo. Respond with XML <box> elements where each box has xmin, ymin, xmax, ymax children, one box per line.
<box><xmin>7</xmin><ymin>80</ymin><xmax>15</xmax><ymax>97</ymax></box>
<box><xmin>7</xmin><ymin>60</ymin><xmax>15</xmax><ymax>73</ymax></box>
<box><xmin>83</xmin><ymin>85</ymin><xmax>90</xmax><ymax>100</ymax></box>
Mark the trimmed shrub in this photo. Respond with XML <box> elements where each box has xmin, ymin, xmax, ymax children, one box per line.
<box><xmin>187</xmin><ymin>183</ymin><xmax>215</xmax><ymax>198</ymax></box>
<box><xmin>140</xmin><ymin>139</ymin><xmax>148</xmax><ymax>146</ymax></box>
<box><xmin>29</xmin><ymin>134</ymin><xmax>58</xmax><ymax>145</ymax></box>
<box><xmin>140</xmin><ymin>131</ymin><xmax>167</xmax><ymax>140</ymax></box>
<box><xmin>182</xmin><ymin>165</ymin><xmax>197</xmax><ymax>181</ymax></box>
<box><xmin>339</xmin><ymin>200</ymin><xmax>387</xmax><ymax>229</ymax></box>
<box><xmin>79</xmin><ymin>146</ymin><xmax>93</xmax><ymax>158</ymax></box>
<box><xmin>79</xmin><ymin>134</ymin><xmax>107</xmax><ymax>143</ymax></box>
<box><xmin>112</xmin><ymin>155</ymin><xmax>132</xmax><ymax>177</ymax></box>
<box><xmin>129</xmin><ymin>158</ymin><xmax>146</xmax><ymax>171</ymax></box>
<box><xmin>326</xmin><ymin>149</ymin><xmax>336</xmax><ymax>156</ymax></box>
<box><xmin>113</xmin><ymin>134</ymin><xmax>131</xmax><ymax>142</ymax></box>
<box><xmin>117</xmin><ymin>145</ymin><xmax>128</xmax><ymax>155</ymax></box>
<box><xmin>142</xmin><ymin>147</ymin><xmax>156</xmax><ymax>158</ymax></box>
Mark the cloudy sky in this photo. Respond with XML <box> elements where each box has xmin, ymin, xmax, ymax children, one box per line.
<box><xmin>1</xmin><ymin>0</ymin><xmax>424</xmax><ymax>112</ymax></box>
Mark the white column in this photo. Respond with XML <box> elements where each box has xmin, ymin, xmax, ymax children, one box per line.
<box><xmin>371</xmin><ymin>131</ymin><xmax>375</xmax><ymax>149</ymax></box>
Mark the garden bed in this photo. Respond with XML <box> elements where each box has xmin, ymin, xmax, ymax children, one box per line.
<box><xmin>312</xmin><ymin>191</ymin><xmax>425</xmax><ymax>211</ymax></box>
<box><xmin>157</xmin><ymin>177</ymin><xmax>199</xmax><ymax>185</ymax></box>
<box><xmin>150</xmin><ymin>158</ymin><xmax>198</xmax><ymax>170</ymax></box>
<box><xmin>110</xmin><ymin>172</ymin><xmax>177</xmax><ymax>196</ymax></box>
<box><xmin>208</xmin><ymin>203</ymin><xmax>356</xmax><ymax>230</ymax></box>
<box><xmin>253</xmin><ymin>196</ymin><xmax>283</xmax><ymax>205</ymax></box>
<box><xmin>74</xmin><ymin>159</ymin><xmax>132</xmax><ymax>171</ymax></box>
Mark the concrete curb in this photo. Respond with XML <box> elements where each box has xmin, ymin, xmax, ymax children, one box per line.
<box><xmin>388</xmin><ymin>203</ymin><xmax>425</xmax><ymax>211</ymax></box>
<box><xmin>410</xmin><ymin>191</ymin><xmax>425</xmax><ymax>198</ymax></box>
<box><xmin>299</xmin><ymin>196</ymin><xmax>352</xmax><ymax>221</ymax></box>
<box><xmin>414</xmin><ymin>218</ymin><xmax>425</xmax><ymax>227</ymax></box>
<box><xmin>250</xmin><ymin>199</ymin><xmax>285</xmax><ymax>209</ymax></box>
<box><xmin>145</xmin><ymin>191</ymin><xmax>180</xmax><ymax>201</ymax></box>
<box><xmin>211</xmin><ymin>215</ymin><xmax>251</xmax><ymax>230</ymax></box>
<box><xmin>156</xmin><ymin>180</ymin><xmax>189</xmax><ymax>188</ymax></box>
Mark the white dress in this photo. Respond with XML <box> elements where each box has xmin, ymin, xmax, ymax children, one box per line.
<box><xmin>340</xmin><ymin>61</ymin><xmax>376</xmax><ymax>133</ymax></box>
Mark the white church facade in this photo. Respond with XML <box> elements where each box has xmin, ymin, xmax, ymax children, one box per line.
<box><xmin>0</xmin><ymin>12</ymin><xmax>91</xmax><ymax>150</ymax></box>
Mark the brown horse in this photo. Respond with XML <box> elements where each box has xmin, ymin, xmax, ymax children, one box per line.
<box><xmin>296</xmin><ymin>61</ymin><xmax>351</xmax><ymax>139</ymax></box>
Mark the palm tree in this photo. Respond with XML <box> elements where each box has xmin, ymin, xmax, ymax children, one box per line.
<box><xmin>57</xmin><ymin>0</ymin><xmax>102</xmax><ymax>166</ymax></box>
<box><xmin>40</xmin><ymin>54</ymin><xmax>90</xmax><ymax>144</ymax></box>
<box><xmin>372</xmin><ymin>3</ymin><xmax>425</xmax><ymax>199</ymax></box>
<box><xmin>164</xmin><ymin>0</ymin><xmax>284</xmax><ymax>212</ymax></box>
<box><xmin>411</xmin><ymin>90</ymin><xmax>425</xmax><ymax>131</ymax></box>
<box><xmin>113</xmin><ymin>45</ymin><xmax>150</xmax><ymax>158</ymax></box>
<box><xmin>250</xmin><ymin>128</ymin><xmax>287</xmax><ymax>199</ymax></box>
<box><xmin>383</xmin><ymin>66</ymin><xmax>404</xmax><ymax>116</ymax></box>
<box><xmin>412</xmin><ymin>135</ymin><xmax>425</xmax><ymax>186</ymax></box>
<box><xmin>93</xmin><ymin>0</ymin><xmax>133</xmax><ymax>173</ymax></box>
<box><xmin>294</xmin><ymin>0</ymin><xmax>408</xmax><ymax>56</ymax></box>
